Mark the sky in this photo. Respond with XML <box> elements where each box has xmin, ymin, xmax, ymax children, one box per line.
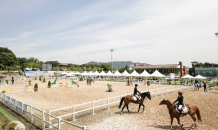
<box><xmin>0</xmin><ymin>0</ymin><xmax>218</xmax><ymax>67</ymax></box>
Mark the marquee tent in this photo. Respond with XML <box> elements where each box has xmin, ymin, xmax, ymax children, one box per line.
<box><xmin>150</xmin><ymin>70</ymin><xmax>165</xmax><ymax>77</ymax></box>
<box><xmin>99</xmin><ymin>71</ymin><xmax>107</xmax><ymax>76</ymax></box>
<box><xmin>87</xmin><ymin>71</ymin><xmax>94</xmax><ymax>75</ymax></box>
<box><xmin>140</xmin><ymin>70</ymin><xmax>151</xmax><ymax>77</ymax></box>
<box><xmin>113</xmin><ymin>71</ymin><xmax>122</xmax><ymax>76</ymax></box>
<box><xmin>194</xmin><ymin>75</ymin><xmax>206</xmax><ymax>79</ymax></box>
<box><xmin>181</xmin><ymin>74</ymin><xmax>194</xmax><ymax>79</ymax></box>
<box><xmin>122</xmin><ymin>70</ymin><xmax>131</xmax><ymax>76</ymax></box>
<box><xmin>106</xmin><ymin>70</ymin><xmax>114</xmax><ymax>76</ymax></box>
<box><xmin>131</xmin><ymin>70</ymin><xmax>140</xmax><ymax>76</ymax></box>
<box><xmin>81</xmin><ymin>71</ymin><xmax>88</xmax><ymax>75</ymax></box>
<box><xmin>93</xmin><ymin>71</ymin><xmax>100</xmax><ymax>76</ymax></box>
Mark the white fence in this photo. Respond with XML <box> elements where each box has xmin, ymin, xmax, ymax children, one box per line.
<box><xmin>0</xmin><ymin>93</ymin><xmax>90</xmax><ymax>130</ymax></box>
<box><xmin>50</xmin><ymin>85</ymin><xmax>195</xmax><ymax>126</ymax></box>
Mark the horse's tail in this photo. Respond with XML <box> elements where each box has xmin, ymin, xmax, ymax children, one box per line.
<box><xmin>196</xmin><ymin>107</ymin><xmax>202</xmax><ymax>122</ymax></box>
<box><xmin>118</xmin><ymin>97</ymin><xmax>125</xmax><ymax>109</ymax></box>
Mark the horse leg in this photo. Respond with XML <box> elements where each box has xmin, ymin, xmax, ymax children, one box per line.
<box><xmin>121</xmin><ymin>102</ymin><xmax>127</xmax><ymax>115</ymax></box>
<box><xmin>170</xmin><ymin>116</ymin><xmax>174</xmax><ymax>130</ymax></box>
<box><xmin>138</xmin><ymin>104</ymin><xmax>141</xmax><ymax>113</ymax></box>
<box><xmin>126</xmin><ymin>105</ymin><xmax>130</xmax><ymax>113</ymax></box>
<box><xmin>142</xmin><ymin>104</ymin><xmax>145</xmax><ymax>112</ymax></box>
<box><xmin>176</xmin><ymin>117</ymin><xmax>183</xmax><ymax>129</ymax></box>
<box><xmin>190</xmin><ymin>113</ymin><xmax>197</xmax><ymax>128</ymax></box>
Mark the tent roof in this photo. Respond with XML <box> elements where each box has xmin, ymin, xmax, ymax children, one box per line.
<box><xmin>140</xmin><ymin>70</ymin><xmax>151</xmax><ymax>77</ymax></box>
<box><xmin>113</xmin><ymin>70</ymin><xmax>122</xmax><ymax>76</ymax></box>
<box><xmin>181</xmin><ymin>74</ymin><xmax>194</xmax><ymax>79</ymax></box>
<box><xmin>194</xmin><ymin>75</ymin><xmax>206</xmax><ymax>79</ymax></box>
<box><xmin>81</xmin><ymin>71</ymin><xmax>88</xmax><ymax>75</ymax></box>
<box><xmin>150</xmin><ymin>70</ymin><xmax>165</xmax><ymax>77</ymax></box>
<box><xmin>93</xmin><ymin>71</ymin><xmax>100</xmax><ymax>75</ymax></box>
<box><xmin>106</xmin><ymin>70</ymin><xmax>113</xmax><ymax>76</ymax></box>
<box><xmin>99</xmin><ymin>71</ymin><xmax>107</xmax><ymax>76</ymax></box>
<box><xmin>131</xmin><ymin>70</ymin><xmax>140</xmax><ymax>76</ymax></box>
<box><xmin>122</xmin><ymin>70</ymin><xmax>130</xmax><ymax>76</ymax></box>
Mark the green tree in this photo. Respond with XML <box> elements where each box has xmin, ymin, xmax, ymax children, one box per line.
<box><xmin>101</xmin><ymin>63</ymin><xmax>112</xmax><ymax>72</ymax></box>
<box><xmin>118</xmin><ymin>65</ymin><xmax>131</xmax><ymax>73</ymax></box>
<box><xmin>0</xmin><ymin>47</ymin><xmax>18</xmax><ymax>68</ymax></box>
<box><xmin>45</xmin><ymin>61</ymin><xmax>60</xmax><ymax>67</ymax></box>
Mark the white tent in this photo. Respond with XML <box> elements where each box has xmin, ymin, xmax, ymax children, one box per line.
<box><xmin>87</xmin><ymin>71</ymin><xmax>94</xmax><ymax>76</ymax></box>
<box><xmin>93</xmin><ymin>71</ymin><xmax>100</xmax><ymax>76</ymax></box>
<box><xmin>140</xmin><ymin>70</ymin><xmax>151</xmax><ymax>77</ymax></box>
<box><xmin>181</xmin><ymin>74</ymin><xmax>194</xmax><ymax>79</ymax></box>
<box><xmin>194</xmin><ymin>75</ymin><xmax>206</xmax><ymax>79</ymax></box>
<box><xmin>99</xmin><ymin>71</ymin><xmax>107</xmax><ymax>76</ymax></box>
<box><xmin>81</xmin><ymin>71</ymin><xmax>88</xmax><ymax>75</ymax></box>
<box><xmin>113</xmin><ymin>70</ymin><xmax>122</xmax><ymax>76</ymax></box>
<box><xmin>122</xmin><ymin>70</ymin><xmax>130</xmax><ymax>76</ymax></box>
<box><xmin>150</xmin><ymin>70</ymin><xmax>165</xmax><ymax>77</ymax></box>
<box><xmin>106</xmin><ymin>70</ymin><xmax>114</xmax><ymax>76</ymax></box>
<box><xmin>131</xmin><ymin>70</ymin><xmax>140</xmax><ymax>76</ymax></box>
<box><xmin>61</xmin><ymin>72</ymin><xmax>67</xmax><ymax>75</ymax></box>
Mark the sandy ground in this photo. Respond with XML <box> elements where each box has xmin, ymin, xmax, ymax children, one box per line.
<box><xmin>5</xmin><ymin>80</ymin><xmax>218</xmax><ymax>130</ymax></box>
<box><xmin>72</xmin><ymin>89</ymin><xmax>218</xmax><ymax>130</ymax></box>
<box><xmin>6</xmin><ymin>80</ymin><xmax>172</xmax><ymax>111</ymax></box>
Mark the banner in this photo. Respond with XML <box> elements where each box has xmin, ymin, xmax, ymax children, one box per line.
<box><xmin>170</xmin><ymin>73</ymin><xmax>175</xmax><ymax>79</ymax></box>
<box><xmin>25</xmin><ymin>71</ymin><xmax>48</xmax><ymax>73</ymax></box>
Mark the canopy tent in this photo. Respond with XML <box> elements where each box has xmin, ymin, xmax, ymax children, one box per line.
<box><xmin>99</xmin><ymin>71</ymin><xmax>107</xmax><ymax>76</ymax></box>
<box><xmin>93</xmin><ymin>71</ymin><xmax>100</xmax><ymax>76</ymax></box>
<box><xmin>81</xmin><ymin>71</ymin><xmax>88</xmax><ymax>75</ymax></box>
<box><xmin>61</xmin><ymin>72</ymin><xmax>67</xmax><ymax>75</ymax></box>
<box><xmin>121</xmin><ymin>70</ymin><xmax>131</xmax><ymax>76</ymax></box>
<box><xmin>181</xmin><ymin>74</ymin><xmax>194</xmax><ymax>79</ymax></box>
<box><xmin>113</xmin><ymin>70</ymin><xmax>122</xmax><ymax>76</ymax></box>
<box><xmin>106</xmin><ymin>70</ymin><xmax>114</xmax><ymax>76</ymax></box>
<box><xmin>74</xmin><ymin>71</ymin><xmax>82</xmax><ymax>75</ymax></box>
<box><xmin>150</xmin><ymin>70</ymin><xmax>165</xmax><ymax>77</ymax></box>
<box><xmin>65</xmin><ymin>73</ymin><xmax>73</xmax><ymax>76</ymax></box>
<box><xmin>130</xmin><ymin>70</ymin><xmax>140</xmax><ymax>76</ymax></box>
<box><xmin>87</xmin><ymin>71</ymin><xmax>94</xmax><ymax>76</ymax></box>
<box><xmin>140</xmin><ymin>70</ymin><xmax>151</xmax><ymax>77</ymax></box>
<box><xmin>194</xmin><ymin>75</ymin><xmax>206</xmax><ymax>79</ymax></box>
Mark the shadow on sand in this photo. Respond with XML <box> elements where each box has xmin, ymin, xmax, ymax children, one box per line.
<box><xmin>147</xmin><ymin>125</ymin><xmax>193</xmax><ymax>130</ymax></box>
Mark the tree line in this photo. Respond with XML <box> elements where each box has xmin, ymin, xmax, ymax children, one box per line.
<box><xmin>0</xmin><ymin>47</ymin><xmax>132</xmax><ymax>73</ymax></box>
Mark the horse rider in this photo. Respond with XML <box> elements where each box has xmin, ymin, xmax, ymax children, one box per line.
<box><xmin>133</xmin><ymin>84</ymin><xmax>141</xmax><ymax>104</ymax></box>
<box><xmin>173</xmin><ymin>91</ymin><xmax>184</xmax><ymax>117</ymax></box>
<box><xmin>203</xmin><ymin>81</ymin><xmax>207</xmax><ymax>92</ymax></box>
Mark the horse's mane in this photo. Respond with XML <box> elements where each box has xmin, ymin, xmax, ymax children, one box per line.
<box><xmin>140</xmin><ymin>91</ymin><xmax>150</xmax><ymax>96</ymax></box>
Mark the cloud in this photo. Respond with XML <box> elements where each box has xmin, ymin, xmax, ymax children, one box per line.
<box><xmin>0</xmin><ymin>0</ymin><xmax>218</xmax><ymax>67</ymax></box>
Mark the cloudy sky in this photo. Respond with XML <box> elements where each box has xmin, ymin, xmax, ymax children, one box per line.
<box><xmin>0</xmin><ymin>0</ymin><xmax>218</xmax><ymax>67</ymax></box>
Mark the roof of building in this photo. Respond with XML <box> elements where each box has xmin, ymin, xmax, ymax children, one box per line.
<box><xmin>59</xmin><ymin>63</ymin><xmax>68</xmax><ymax>66</ymax></box>
<box><xmin>132</xmin><ymin>64</ymin><xmax>180</xmax><ymax>69</ymax></box>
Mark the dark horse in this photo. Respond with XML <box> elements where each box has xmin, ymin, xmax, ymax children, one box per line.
<box><xmin>159</xmin><ymin>98</ymin><xmax>202</xmax><ymax>130</ymax></box>
<box><xmin>118</xmin><ymin>92</ymin><xmax>151</xmax><ymax>114</ymax></box>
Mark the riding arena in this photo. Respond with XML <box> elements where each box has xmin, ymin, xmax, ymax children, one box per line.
<box><xmin>1</xmin><ymin>74</ymin><xmax>218</xmax><ymax>130</ymax></box>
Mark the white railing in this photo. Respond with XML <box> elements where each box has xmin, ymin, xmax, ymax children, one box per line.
<box><xmin>50</xmin><ymin>85</ymin><xmax>194</xmax><ymax>126</ymax></box>
<box><xmin>0</xmin><ymin>93</ymin><xmax>90</xmax><ymax>130</ymax></box>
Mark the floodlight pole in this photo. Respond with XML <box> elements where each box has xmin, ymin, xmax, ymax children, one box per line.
<box><xmin>110</xmin><ymin>49</ymin><xmax>114</xmax><ymax>72</ymax></box>
<box><xmin>215</xmin><ymin>32</ymin><xmax>218</xmax><ymax>37</ymax></box>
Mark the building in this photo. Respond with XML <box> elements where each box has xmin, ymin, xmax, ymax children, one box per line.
<box><xmin>189</xmin><ymin>62</ymin><xmax>218</xmax><ymax>77</ymax></box>
<box><xmin>59</xmin><ymin>63</ymin><xmax>68</xmax><ymax>70</ymax></box>
<box><xmin>132</xmin><ymin>61</ymin><xmax>187</xmax><ymax>77</ymax></box>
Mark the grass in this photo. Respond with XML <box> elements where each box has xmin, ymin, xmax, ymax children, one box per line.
<box><xmin>0</xmin><ymin>107</ymin><xmax>18</xmax><ymax>121</ymax></box>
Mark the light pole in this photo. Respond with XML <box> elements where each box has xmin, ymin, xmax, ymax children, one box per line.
<box><xmin>110</xmin><ymin>49</ymin><xmax>114</xmax><ymax>72</ymax></box>
<box><xmin>215</xmin><ymin>32</ymin><xmax>218</xmax><ymax>37</ymax></box>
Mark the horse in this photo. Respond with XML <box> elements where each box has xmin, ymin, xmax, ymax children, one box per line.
<box><xmin>118</xmin><ymin>91</ymin><xmax>151</xmax><ymax>114</ymax></box>
<box><xmin>194</xmin><ymin>83</ymin><xmax>199</xmax><ymax>90</ymax></box>
<box><xmin>159</xmin><ymin>98</ymin><xmax>202</xmax><ymax>130</ymax></box>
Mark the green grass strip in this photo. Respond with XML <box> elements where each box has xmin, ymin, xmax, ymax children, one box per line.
<box><xmin>0</xmin><ymin>106</ymin><xmax>18</xmax><ymax>121</ymax></box>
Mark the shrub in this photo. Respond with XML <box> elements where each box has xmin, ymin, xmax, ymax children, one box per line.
<box><xmin>127</xmin><ymin>79</ymin><xmax>130</xmax><ymax>85</ymax></box>
<box><xmin>107</xmin><ymin>84</ymin><xmax>112</xmax><ymax>92</ymax></box>
<box><xmin>35</xmin><ymin>77</ymin><xmax>37</xmax><ymax>80</ymax></box>
<box><xmin>147</xmin><ymin>81</ymin><xmax>150</xmax><ymax>85</ymax></box>
<box><xmin>79</xmin><ymin>78</ymin><xmax>84</xmax><ymax>81</ymax></box>
<box><xmin>19</xmin><ymin>71</ymin><xmax>23</xmax><ymax>75</ymax></box>
<box><xmin>1</xmin><ymin>90</ymin><xmax>6</xmax><ymax>93</ymax></box>
<box><xmin>34</xmin><ymin>83</ymin><xmax>38</xmax><ymax>91</ymax></box>
<box><xmin>6</xmin><ymin>80</ymin><xmax>8</xmax><ymax>84</ymax></box>
<box><xmin>29</xmin><ymin>80</ymin><xmax>32</xmax><ymax>86</ymax></box>
<box><xmin>39</xmin><ymin>77</ymin><xmax>41</xmax><ymax>81</ymax></box>
<box><xmin>48</xmin><ymin>81</ymin><xmax>51</xmax><ymax>88</ymax></box>
<box><xmin>43</xmin><ymin>77</ymin><xmax>46</xmax><ymax>83</ymax></box>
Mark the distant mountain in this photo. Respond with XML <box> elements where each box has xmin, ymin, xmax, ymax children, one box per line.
<box><xmin>87</xmin><ymin>61</ymin><xmax>150</xmax><ymax>70</ymax></box>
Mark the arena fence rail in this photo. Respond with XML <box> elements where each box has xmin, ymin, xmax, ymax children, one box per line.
<box><xmin>0</xmin><ymin>93</ymin><xmax>90</xmax><ymax>130</ymax></box>
<box><xmin>49</xmin><ymin>85</ymin><xmax>195</xmax><ymax>127</ymax></box>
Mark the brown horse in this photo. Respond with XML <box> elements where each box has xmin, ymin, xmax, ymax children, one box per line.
<box><xmin>159</xmin><ymin>98</ymin><xmax>202</xmax><ymax>130</ymax></box>
<box><xmin>118</xmin><ymin>92</ymin><xmax>151</xmax><ymax>114</ymax></box>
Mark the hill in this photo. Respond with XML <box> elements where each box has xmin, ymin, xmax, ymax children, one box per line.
<box><xmin>87</xmin><ymin>61</ymin><xmax>150</xmax><ymax>70</ymax></box>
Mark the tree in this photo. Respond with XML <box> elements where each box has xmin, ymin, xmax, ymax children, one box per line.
<box><xmin>101</xmin><ymin>63</ymin><xmax>112</xmax><ymax>72</ymax></box>
<box><xmin>0</xmin><ymin>47</ymin><xmax>18</xmax><ymax>68</ymax></box>
<box><xmin>45</xmin><ymin>61</ymin><xmax>60</xmax><ymax>67</ymax></box>
<box><xmin>118</xmin><ymin>65</ymin><xmax>131</xmax><ymax>73</ymax></box>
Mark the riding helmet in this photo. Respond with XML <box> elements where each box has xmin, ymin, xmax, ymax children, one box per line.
<box><xmin>135</xmin><ymin>84</ymin><xmax>138</xmax><ymax>87</ymax></box>
<box><xmin>178</xmin><ymin>91</ymin><xmax>182</xmax><ymax>95</ymax></box>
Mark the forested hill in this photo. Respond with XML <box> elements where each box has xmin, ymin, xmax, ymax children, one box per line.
<box><xmin>87</xmin><ymin>61</ymin><xmax>150</xmax><ymax>70</ymax></box>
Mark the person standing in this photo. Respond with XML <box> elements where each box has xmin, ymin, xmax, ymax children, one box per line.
<box><xmin>203</xmin><ymin>81</ymin><xmax>207</xmax><ymax>92</ymax></box>
<box><xmin>12</xmin><ymin>77</ymin><xmax>14</xmax><ymax>84</ymax></box>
